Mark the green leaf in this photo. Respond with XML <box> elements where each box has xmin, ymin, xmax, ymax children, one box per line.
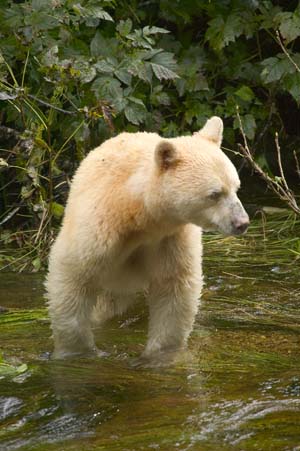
<box><xmin>73</xmin><ymin>61</ymin><xmax>96</xmax><ymax>83</ymax></box>
<box><xmin>72</xmin><ymin>4</ymin><xmax>113</xmax><ymax>22</ymax></box>
<box><xmin>261</xmin><ymin>56</ymin><xmax>293</xmax><ymax>83</ymax></box>
<box><xmin>184</xmin><ymin>101</ymin><xmax>212</xmax><ymax>126</ymax></box>
<box><xmin>142</xmin><ymin>26</ymin><xmax>170</xmax><ymax>36</ymax></box>
<box><xmin>223</xmin><ymin>13</ymin><xmax>244</xmax><ymax>45</ymax></box>
<box><xmin>127</xmin><ymin>29</ymin><xmax>153</xmax><ymax>49</ymax></box>
<box><xmin>275</xmin><ymin>11</ymin><xmax>300</xmax><ymax>44</ymax></box>
<box><xmin>32</xmin><ymin>0</ymin><xmax>49</xmax><ymax>10</ymax></box>
<box><xmin>185</xmin><ymin>73</ymin><xmax>208</xmax><ymax>93</ymax></box>
<box><xmin>0</xmin><ymin>361</ymin><xmax>28</xmax><ymax>377</ymax></box>
<box><xmin>21</xmin><ymin>186</ymin><xmax>34</xmax><ymax>200</ymax></box>
<box><xmin>243</xmin><ymin>114</ymin><xmax>257</xmax><ymax>140</ymax></box>
<box><xmin>255</xmin><ymin>153</ymin><xmax>270</xmax><ymax>172</ymax></box>
<box><xmin>151</xmin><ymin>51</ymin><xmax>177</xmax><ymax>71</ymax></box>
<box><xmin>88</xmin><ymin>7</ymin><xmax>113</xmax><ymax>22</ymax></box>
<box><xmin>150</xmin><ymin>51</ymin><xmax>179</xmax><ymax>81</ymax></box>
<box><xmin>24</xmin><ymin>11</ymin><xmax>59</xmax><ymax>30</ymax></box>
<box><xmin>235</xmin><ymin>86</ymin><xmax>255</xmax><ymax>102</ymax></box>
<box><xmin>127</xmin><ymin>96</ymin><xmax>144</xmax><ymax>106</ymax></box>
<box><xmin>90</xmin><ymin>32</ymin><xmax>117</xmax><ymax>57</ymax></box>
<box><xmin>94</xmin><ymin>59</ymin><xmax>116</xmax><ymax>74</ymax></box>
<box><xmin>62</xmin><ymin>39</ymin><xmax>89</xmax><ymax>58</ymax></box>
<box><xmin>27</xmin><ymin>166</ymin><xmax>39</xmax><ymax>187</ymax></box>
<box><xmin>32</xmin><ymin>257</ymin><xmax>41</xmax><ymax>271</ymax></box>
<box><xmin>283</xmin><ymin>72</ymin><xmax>300</xmax><ymax>103</ymax></box>
<box><xmin>41</xmin><ymin>45</ymin><xmax>58</xmax><ymax>67</ymax></box>
<box><xmin>206</xmin><ymin>14</ymin><xmax>243</xmax><ymax>50</ymax></box>
<box><xmin>128</xmin><ymin>60</ymin><xmax>152</xmax><ymax>83</ymax></box>
<box><xmin>3</xmin><ymin>4</ymin><xmax>23</xmax><ymax>29</ymax></box>
<box><xmin>151</xmin><ymin>63</ymin><xmax>179</xmax><ymax>81</ymax></box>
<box><xmin>51</xmin><ymin>202</ymin><xmax>64</xmax><ymax>218</ymax></box>
<box><xmin>115</xmin><ymin>68</ymin><xmax>132</xmax><ymax>85</ymax></box>
<box><xmin>124</xmin><ymin>100</ymin><xmax>147</xmax><ymax>125</ymax></box>
<box><xmin>151</xmin><ymin>86</ymin><xmax>170</xmax><ymax>106</ymax></box>
<box><xmin>0</xmin><ymin>363</ymin><xmax>20</xmax><ymax>377</ymax></box>
<box><xmin>92</xmin><ymin>76</ymin><xmax>125</xmax><ymax>111</ymax></box>
<box><xmin>116</xmin><ymin>19</ymin><xmax>132</xmax><ymax>37</ymax></box>
<box><xmin>206</xmin><ymin>11</ymin><xmax>255</xmax><ymax>51</ymax></box>
<box><xmin>139</xmin><ymin>49</ymin><xmax>163</xmax><ymax>61</ymax></box>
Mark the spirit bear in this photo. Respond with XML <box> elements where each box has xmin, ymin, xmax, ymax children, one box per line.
<box><xmin>46</xmin><ymin>117</ymin><xmax>249</xmax><ymax>359</ymax></box>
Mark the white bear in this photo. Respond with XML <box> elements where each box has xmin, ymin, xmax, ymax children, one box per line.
<box><xmin>46</xmin><ymin>117</ymin><xmax>249</xmax><ymax>359</ymax></box>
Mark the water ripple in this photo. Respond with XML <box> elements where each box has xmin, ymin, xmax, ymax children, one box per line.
<box><xmin>188</xmin><ymin>398</ymin><xmax>300</xmax><ymax>446</ymax></box>
<box><xmin>0</xmin><ymin>397</ymin><xmax>23</xmax><ymax>421</ymax></box>
<box><xmin>1</xmin><ymin>413</ymin><xmax>94</xmax><ymax>451</ymax></box>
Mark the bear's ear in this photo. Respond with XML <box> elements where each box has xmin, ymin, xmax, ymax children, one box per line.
<box><xmin>155</xmin><ymin>141</ymin><xmax>178</xmax><ymax>171</ymax></box>
<box><xmin>197</xmin><ymin>116</ymin><xmax>223</xmax><ymax>146</ymax></box>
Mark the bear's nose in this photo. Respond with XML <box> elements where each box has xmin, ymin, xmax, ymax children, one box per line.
<box><xmin>233</xmin><ymin>218</ymin><xmax>249</xmax><ymax>235</ymax></box>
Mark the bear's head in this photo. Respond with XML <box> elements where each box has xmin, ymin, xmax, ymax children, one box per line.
<box><xmin>153</xmin><ymin>116</ymin><xmax>249</xmax><ymax>236</ymax></box>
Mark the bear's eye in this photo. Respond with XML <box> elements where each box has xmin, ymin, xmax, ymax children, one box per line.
<box><xmin>208</xmin><ymin>191</ymin><xmax>223</xmax><ymax>201</ymax></box>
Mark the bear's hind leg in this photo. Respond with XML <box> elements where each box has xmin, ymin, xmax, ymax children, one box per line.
<box><xmin>144</xmin><ymin>225</ymin><xmax>203</xmax><ymax>358</ymax></box>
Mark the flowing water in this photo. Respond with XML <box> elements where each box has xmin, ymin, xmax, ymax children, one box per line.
<box><xmin>0</xmin><ymin>214</ymin><xmax>300</xmax><ymax>450</ymax></box>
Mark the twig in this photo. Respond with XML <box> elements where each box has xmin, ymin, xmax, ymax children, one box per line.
<box><xmin>27</xmin><ymin>94</ymin><xmax>78</xmax><ymax>115</ymax></box>
<box><xmin>236</xmin><ymin>107</ymin><xmax>300</xmax><ymax>216</ymax></box>
<box><xmin>276</xmin><ymin>30</ymin><xmax>300</xmax><ymax>74</ymax></box>
<box><xmin>275</xmin><ymin>132</ymin><xmax>289</xmax><ymax>193</ymax></box>
<box><xmin>34</xmin><ymin>205</ymin><xmax>48</xmax><ymax>244</ymax></box>
<box><xmin>293</xmin><ymin>150</ymin><xmax>300</xmax><ymax>180</ymax></box>
<box><xmin>0</xmin><ymin>207</ymin><xmax>20</xmax><ymax>226</ymax></box>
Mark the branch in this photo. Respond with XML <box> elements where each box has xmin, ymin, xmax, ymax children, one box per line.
<box><xmin>293</xmin><ymin>150</ymin><xmax>300</xmax><ymax>180</ymax></box>
<box><xmin>276</xmin><ymin>30</ymin><xmax>300</xmax><ymax>74</ymax></box>
<box><xmin>236</xmin><ymin>107</ymin><xmax>300</xmax><ymax>216</ymax></box>
<box><xmin>27</xmin><ymin>94</ymin><xmax>78</xmax><ymax>115</ymax></box>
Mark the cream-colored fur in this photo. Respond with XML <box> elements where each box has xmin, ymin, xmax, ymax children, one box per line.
<box><xmin>46</xmin><ymin>117</ymin><xmax>249</xmax><ymax>359</ymax></box>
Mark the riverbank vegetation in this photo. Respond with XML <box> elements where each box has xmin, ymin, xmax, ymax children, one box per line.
<box><xmin>0</xmin><ymin>0</ymin><xmax>300</xmax><ymax>270</ymax></box>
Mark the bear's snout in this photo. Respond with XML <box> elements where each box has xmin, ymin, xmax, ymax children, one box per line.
<box><xmin>231</xmin><ymin>215</ymin><xmax>249</xmax><ymax>235</ymax></box>
<box><xmin>225</xmin><ymin>195</ymin><xmax>250</xmax><ymax>236</ymax></box>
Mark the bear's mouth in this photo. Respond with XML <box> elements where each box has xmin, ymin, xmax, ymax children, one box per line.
<box><xmin>202</xmin><ymin>222</ymin><xmax>248</xmax><ymax>237</ymax></box>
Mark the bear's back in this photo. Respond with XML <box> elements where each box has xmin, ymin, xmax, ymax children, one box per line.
<box><xmin>94</xmin><ymin>131</ymin><xmax>160</xmax><ymax>160</ymax></box>
<box><xmin>74</xmin><ymin>131</ymin><xmax>160</xmax><ymax>186</ymax></box>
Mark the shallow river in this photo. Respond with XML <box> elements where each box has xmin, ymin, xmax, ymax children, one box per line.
<box><xmin>0</xmin><ymin>216</ymin><xmax>300</xmax><ymax>450</ymax></box>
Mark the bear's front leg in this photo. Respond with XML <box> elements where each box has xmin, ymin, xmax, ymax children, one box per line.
<box><xmin>46</xmin><ymin>274</ymin><xmax>97</xmax><ymax>359</ymax></box>
<box><xmin>144</xmin><ymin>224</ymin><xmax>203</xmax><ymax>358</ymax></box>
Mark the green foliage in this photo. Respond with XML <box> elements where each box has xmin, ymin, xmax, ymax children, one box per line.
<box><xmin>0</xmin><ymin>0</ymin><xmax>300</xmax><ymax>269</ymax></box>
<box><xmin>0</xmin><ymin>354</ymin><xmax>28</xmax><ymax>378</ymax></box>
